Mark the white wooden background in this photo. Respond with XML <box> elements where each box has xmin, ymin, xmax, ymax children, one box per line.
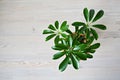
<box><xmin>0</xmin><ymin>0</ymin><xmax>120</xmax><ymax>80</ymax></box>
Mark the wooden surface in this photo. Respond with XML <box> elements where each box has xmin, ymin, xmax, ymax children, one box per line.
<box><xmin>0</xmin><ymin>0</ymin><xmax>120</xmax><ymax>80</ymax></box>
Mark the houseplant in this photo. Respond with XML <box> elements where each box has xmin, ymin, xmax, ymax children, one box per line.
<box><xmin>43</xmin><ymin>8</ymin><xmax>107</xmax><ymax>72</ymax></box>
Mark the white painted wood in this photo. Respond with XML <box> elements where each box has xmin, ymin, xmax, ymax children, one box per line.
<box><xmin>0</xmin><ymin>0</ymin><xmax>120</xmax><ymax>80</ymax></box>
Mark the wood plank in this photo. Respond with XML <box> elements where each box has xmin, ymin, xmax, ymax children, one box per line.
<box><xmin>0</xmin><ymin>0</ymin><xmax>120</xmax><ymax>80</ymax></box>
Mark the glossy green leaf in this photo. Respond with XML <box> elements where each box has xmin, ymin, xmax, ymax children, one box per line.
<box><xmin>90</xmin><ymin>43</ymin><xmax>100</xmax><ymax>49</ymax></box>
<box><xmin>53</xmin><ymin>52</ymin><xmax>65</xmax><ymax>60</ymax></box>
<box><xmin>75</xmin><ymin>55</ymin><xmax>81</xmax><ymax>61</ymax></box>
<box><xmin>55</xmin><ymin>44</ymin><xmax>68</xmax><ymax>49</ymax></box>
<box><xmin>52</xmin><ymin>46</ymin><xmax>63</xmax><ymax>50</ymax></box>
<box><xmin>60</xmin><ymin>21</ymin><xmax>68</xmax><ymax>31</ymax></box>
<box><xmin>89</xmin><ymin>49</ymin><xmax>96</xmax><ymax>53</ymax></box>
<box><xmin>84</xmin><ymin>48</ymin><xmax>96</xmax><ymax>54</ymax></box>
<box><xmin>55</xmin><ymin>21</ymin><xmax>59</xmax><ymax>29</ymax></box>
<box><xmin>75</xmin><ymin>52</ymin><xmax>87</xmax><ymax>60</ymax></box>
<box><xmin>85</xmin><ymin>28</ymin><xmax>90</xmax><ymax>38</ymax></box>
<box><xmin>92</xmin><ymin>10</ymin><xmax>104</xmax><ymax>22</ymax></box>
<box><xmin>66</xmin><ymin>29</ymin><xmax>73</xmax><ymax>34</ymax></box>
<box><xmin>54</xmin><ymin>35</ymin><xmax>59</xmax><ymax>44</ymax></box>
<box><xmin>69</xmin><ymin>36</ymin><xmax>73</xmax><ymax>47</ymax></box>
<box><xmin>68</xmin><ymin>58</ymin><xmax>72</xmax><ymax>64</ymax></box>
<box><xmin>90</xmin><ymin>28</ymin><xmax>98</xmax><ymax>40</ymax></box>
<box><xmin>72</xmin><ymin>22</ymin><xmax>85</xmax><ymax>32</ymax></box>
<box><xmin>86</xmin><ymin>54</ymin><xmax>93</xmax><ymax>58</ymax></box>
<box><xmin>88</xmin><ymin>36</ymin><xmax>94</xmax><ymax>44</ymax></box>
<box><xmin>48</xmin><ymin>24</ymin><xmax>56</xmax><ymax>30</ymax></box>
<box><xmin>92</xmin><ymin>24</ymin><xmax>107</xmax><ymax>30</ymax></box>
<box><xmin>78</xmin><ymin>26</ymin><xmax>86</xmax><ymax>33</ymax></box>
<box><xmin>45</xmin><ymin>34</ymin><xmax>56</xmax><ymax>41</ymax></box>
<box><xmin>89</xmin><ymin>9</ymin><xmax>95</xmax><ymax>21</ymax></box>
<box><xmin>73</xmin><ymin>46</ymin><xmax>80</xmax><ymax>51</ymax></box>
<box><xmin>72</xmin><ymin>22</ymin><xmax>85</xmax><ymax>27</ymax></box>
<box><xmin>75</xmin><ymin>26</ymin><xmax>79</xmax><ymax>32</ymax></box>
<box><xmin>79</xmin><ymin>44</ymin><xmax>87</xmax><ymax>51</ymax></box>
<box><xmin>61</xmin><ymin>33</ymin><xmax>67</xmax><ymax>38</ymax></box>
<box><xmin>72</xmin><ymin>38</ymin><xmax>79</xmax><ymax>46</ymax></box>
<box><xmin>71</xmin><ymin>54</ymin><xmax>80</xmax><ymax>69</ymax></box>
<box><xmin>59</xmin><ymin>56</ymin><xmax>69</xmax><ymax>72</ymax></box>
<box><xmin>43</xmin><ymin>30</ymin><xmax>54</xmax><ymax>34</ymax></box>
<box><xmin>83</xmin><ymin>8</ymin><xmax>89</xmax><ymax>22</ymax></box>
<box><xmin>61</xmin><ymin>39</ymin><xmax>67</xmax><ymax>46</ymax></box>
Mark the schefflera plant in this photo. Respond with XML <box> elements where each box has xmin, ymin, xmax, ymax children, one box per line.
<box><xmin>43</xmin><ymin>8</ymin><xmax>107</xmax><ymax>72</ymax></box>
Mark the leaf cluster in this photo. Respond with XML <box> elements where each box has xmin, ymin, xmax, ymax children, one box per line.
<box><xmin>43</xmin><ymin>8</ymin><xmax>107</xmax><ymax>72</ymax></box>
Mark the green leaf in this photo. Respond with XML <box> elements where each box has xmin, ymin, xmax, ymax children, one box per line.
<box><xmin>48</xmin><ymin>24</ymin><xmax>56</xmax><ymax>30</ymax></box>
<box><xmin>52</xmin><ymin>46</ymin><xmax>63</xmax><ymax>50</ymax></box>
<box><xmin>89</xmin><ymin>9</ymin><xmax>95</xmax><ymax>21</ymax></box>
<box><xmin>78</xmin><ymin>26</ymin><xmax>86</xmax><ymax>33</ymax></box>
<box><xmin>84</xmin><ymin>48</ymin><xmax>96</xmax><ymax>54</ymax></box>
<box><xmin>90</xmin><ymin>28</ymin><xmax>98</xmax><ymax>40</ymax></box>
<box><xmin>69</xmin><ymin>36</ymin><xmax>73</xmax><ymax>47</ymax></box>
<box><xmin>53</xmin><ymin>52</ymin><xmax>65</xmax><ymax>60</ymax></box>
<box><xmin>86</xmin><ymin>54</ymin><xmax>93</xmax><ymax>58</ymax></box>
<box><xmin>68</xmin><ymin>58</ymin><xmax>72</xmax><ymax>64</ymax></box>
<box><xmin>43</xmin><ymin>30</ymin><xmax>54</xmax><ymax>34</ymax></box>
<box><xmin>88</xmin><ymin>36</ymin><xmax>94</xmax><ymax>44</ymax></box>
<box><xmin>72</xmin><ymin>38</ymin><xmax>79</xmax><ymax>46</ymax></box>
<box><xmin>45</xmin><ymin>34</ymin><xmax>56</xmax><ymax>41</ymax></box>
<box><xmin>92</xmin><ymin>24</ymin><xmax>107</xmax><ymax>30</ymax></box>
<box><xmin>59</xmin><ymin>56</ymin><xmax>69</xmax><ymax>72</ymax></box>
<box><xmin>61</xmin><ymin>39</ymin><xmax>67</xmax><ymax>46</ymax></box>
<box><xmin>55</xmin><ymin>21</ymin><xmax>59</xmax><ymax>29</ymax></box>
<box><xmin>72</xmin><ymin>22</ymin><xmax>85</xmax><ymax>27</ymax></box>
<box><xmin>54</xmin><ymin>35</ymin><xmax>59</xmax><ymax>44</ymax></box>
<box><xmin>72</xmin><ymin>22</ymin><xmax>85</xmax><ymax>32</ymax></box>
<box><xmin>92</xmin><ymin>10</ymin><xmax>104</xmax><ymax>22</ymax></box>
<box><xmin>61</xmin><ymin>33</ymin><xmax>67</xmax><ymax>38</ymax></box>
<box><xmin>90</xmin><ymin>43</ymin><xmax>100</xmax><ymax>49</ymax></box>
<box><xmin>83</xmin><ymin>8</ymin><xmax>89</xmax><ymax>22</ymax></box>
<box><xmin>79</xmin><ymin>44</ymin><xmax>87</xmax><ymax>51</ymax></box>
<box><xmin>75</xmin><ymin>55</ymin><xmax>81</xmax><ymax>61</ymax></box>
<box><xmin>62</xmin><ymin>25</ymin><xmax>69</xmax><ymax>31</ymax></box>
<box><xmin>85</xmin><ymin>28</ymin><xmax>90</xmax><ymax>38</ymax></box>
<box><xmin>89</xmin><ymin>49</ymin><xmax>96</xmax><ymax>53</ymax></box>
<box><xmin>75</xmin><ymin>52</ymin><xmax>87</xmax><ymax>60</ymax></box>
<box><xmin>60</xmin><ymin>21</ymin><xmax>68</xmax><ymax>31</ymax></box>
<box><xmin>71</xmin><ymin>54</ymin><xmax>80</xmax><ymax>69</ymax></box>
<box><xmin>55</xmin><ymin>44</ymin><xmax>68</xmax><ymax>49</ymax></box>
<box><xmin>66</xmin><ymin>29</ymin><xmax>73</xmax><ymax>34</ymax></box>
<box><xmin>73</xmin><ymin>46</ymin><xmax>80</xmax><ymax>51</ymax></box>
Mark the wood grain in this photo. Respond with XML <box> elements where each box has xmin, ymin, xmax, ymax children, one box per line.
<box><xmin>0</xmin><ymin>0</ymin><xmax>120</xmax><ymax>80</ymax></box>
